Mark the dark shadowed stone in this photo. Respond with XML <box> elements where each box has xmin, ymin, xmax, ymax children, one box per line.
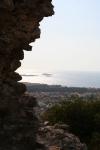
<box><xmin>0</xmin><ymin>0</ymin><xmax>54</xmax><ymax>149</ymax></box>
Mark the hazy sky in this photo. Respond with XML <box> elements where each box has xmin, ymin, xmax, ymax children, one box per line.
<box><xmin>18</xmin><ymin>0</ymin><xmax>100</xmax><ymax>74</ymax></box>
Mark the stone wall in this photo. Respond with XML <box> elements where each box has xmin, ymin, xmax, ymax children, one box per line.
<box><xmin>0</xmin><ymin>0</ymin><xmax>54</xmax><ymax>149</ymax></box>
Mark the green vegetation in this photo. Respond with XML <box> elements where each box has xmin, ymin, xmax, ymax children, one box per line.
<box><xmin>26</xmin><ymin>83</ymin><xmax>100</xmax><ymax>93</ymax></box>
<box><xmin>42</xmin><ymin>98</ymin><xmax>100</xmax><ymax>150</ymax></box>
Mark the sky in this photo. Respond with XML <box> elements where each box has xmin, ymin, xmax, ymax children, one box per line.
<box><xmin>18</xmin><ymin>0</ymin><xmax>100</xmax><ymax>75</ymax></box>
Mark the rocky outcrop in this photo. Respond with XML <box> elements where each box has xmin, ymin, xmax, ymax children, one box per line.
<box><xmin>0</xmin><ymin>0</ymin><xmax>54</xmax><ymax>149</ymax></box>
<box><xmin>38</xmin><ymin>123</ymin><xmax>87</xmax><ymax>150</ymax></box>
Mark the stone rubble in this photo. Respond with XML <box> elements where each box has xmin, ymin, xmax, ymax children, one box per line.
<box><xmin>37</xmin><ymin>123</ymin><xmax>87</xmax><ymax>150</ymax></box>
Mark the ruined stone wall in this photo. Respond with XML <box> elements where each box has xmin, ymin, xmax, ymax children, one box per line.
<box><xmin>0</xmin><ymin>0</ymin><xmax>54</xmax><ymax>149</ymax></box>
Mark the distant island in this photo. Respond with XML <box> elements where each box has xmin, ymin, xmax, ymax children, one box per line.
<box><xmin>22</xmin><ymin>74</ymin><xmax>38</xmax><ymax>77</ymax></box>
<box><xmin>42</xmin><ymin>73</ymin><xmax>53</xmax><ymax>77</ymax></box>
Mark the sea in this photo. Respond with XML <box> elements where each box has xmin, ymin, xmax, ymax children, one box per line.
<box><xmin>21</xmin><ymin>71</ymin><xmax>100</xmax><ymax>88</ymax></box>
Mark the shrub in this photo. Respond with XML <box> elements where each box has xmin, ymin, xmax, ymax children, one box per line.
<box><xmin>42</xmin><ymin>99</ymin><xmax>100</xmax><ymax>149</ymax></box>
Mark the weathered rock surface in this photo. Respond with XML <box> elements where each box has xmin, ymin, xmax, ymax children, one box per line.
<box><xmin>0</xmin><ymin>1</ymin><xmax>87</xmax><ymax>150</ymax></box>
<box><xmin>37</xmin><ymin>123</ymin><xmax>87</xmax><ymax>150</ymax></box>
<box><xmin>0</xmin><ymin>0</ymin><xmax>54</xmax><ymax>149</ymax></box>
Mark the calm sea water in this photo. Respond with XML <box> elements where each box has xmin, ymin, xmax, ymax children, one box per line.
<box><xmin>21</xmin><ymin>71</ymin><xmax>100</xmax><ymax>88</ymax></box>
